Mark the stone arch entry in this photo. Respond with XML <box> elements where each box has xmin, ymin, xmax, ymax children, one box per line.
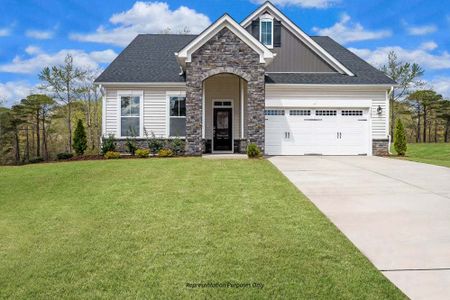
<box><xmin>185</xmin><ymin>27</ymin><xmax>266</xmax><ymax>155</ymax></box>
<box><xmin>200</xmin><ymin>68</ymin><xmax>252</xmax><ymax>83</ymax></box>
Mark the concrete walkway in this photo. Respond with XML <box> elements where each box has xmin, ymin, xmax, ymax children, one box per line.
<box><xmin>269</xmin><ymin>156</ymin><xmax>450</xmax><ymax>300</ymax></box>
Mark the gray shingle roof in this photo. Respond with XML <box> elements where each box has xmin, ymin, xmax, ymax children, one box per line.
<box><xmin>95</xmin><ymin>34</ymin><xmax>395</xmax><ymax>85</ymax></box>
<box><xmin>95</xmin><ymin>34</ymin><xmax>196</xmax><ymax>83</ymax></box>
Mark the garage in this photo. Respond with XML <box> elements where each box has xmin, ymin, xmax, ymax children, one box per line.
<box><xmin>265</xmin><ymin>107</ymin><xmax>371</xmax><ymax>155</ymax></box>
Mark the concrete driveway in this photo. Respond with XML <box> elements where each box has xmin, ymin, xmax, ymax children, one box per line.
<box><xmin>269</xmin><ymin>156</ymin><xmax>450</xmax><ymax>300</ymax></box>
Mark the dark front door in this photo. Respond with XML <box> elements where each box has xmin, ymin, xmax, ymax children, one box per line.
<box><xmin>213</xmin><ymin>107</ymin><xmax>232</xmax><ymax>151</ymax></box>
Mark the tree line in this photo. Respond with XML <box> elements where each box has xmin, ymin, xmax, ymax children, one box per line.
<box><xmin>0</xmin><ymin>55</ymin><xmax>101</xmax><ymax>164</ymax></box>
<box><xmin>381</xmin><ymin>52</ymin><xmax>450</xmax><ymax>144</ymax></box>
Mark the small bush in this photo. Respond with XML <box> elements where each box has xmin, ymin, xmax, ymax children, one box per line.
<box><xmin>101</xmin><ymin>135</ymin><xmax>116</xmax><ymax>155</ymax></box>
<box><xmin>29</xmin><ymin>157</ymin><xmax>44</xmax><ymax>164</ymax></box>
<box><xmin>57</xmin><ymin>152</ymin><xmax>73</xmax><ymax>160</ymax></box>
<box><xmin>394</xmin><ymin>119</ymin><xmax>407</xmax><ymax>156</ymax></box>
<box><xmin>125</xmin><ymin>137</ymin><xmax>138</xmax><ymax>155</ymax></box>
<box><xmin>158</xmin><ymin>148</ymin><xmax>173</xmax><ymax>157</ymax></box>
<box><xmin>145</xmin><ymin>130</ymin><xmax>164</xmax><ymax>154</ymax></box>
<box><xmin>247</xmin><ymin>143</ymin><xmax>262</xmax><ymax>158</ymax></box>
<box><xmin>104</xmin><ymin>151</ymin><xmax>121</xmax><ymax>159</ymax></box>
<box><xmin>136</xmin><ymin>149</ymin><xmax>150</xmax><ymax>158</ymax></box>
<box><xmin>73</xmin><ymin>119</ymin><xmax>87</xmax><ymax>155</ymax></box>
<box><xmin>168</xmin><ymin>138</ymin><xmax>185</xmax><ymax>156</ymax></box>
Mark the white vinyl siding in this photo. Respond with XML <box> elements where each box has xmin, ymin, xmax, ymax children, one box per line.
<box><xmin>103</xmin><ymin>86</ymin><xmax>185</xmax><ymax>138</ymax></box>
<box><xmin>265</xmin><ymin>85</ymin><xmax>389</xmax><ymax>140</ymax></box>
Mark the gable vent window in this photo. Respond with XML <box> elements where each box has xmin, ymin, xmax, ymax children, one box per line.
<box><xmin>259</xmin><ymin>14</ymin><xmax>274</xmax><ymax>48</ymax></box>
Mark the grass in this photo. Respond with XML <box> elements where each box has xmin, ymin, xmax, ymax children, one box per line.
<box><xmin>0</xmin><ymin>158</ymin><xmax>404</xmax><ymax>299</ymax></box>
<box><xmin>392</xmin><ymin>143</ymin><xmax>450</xmax><ymax>168</ymax></box>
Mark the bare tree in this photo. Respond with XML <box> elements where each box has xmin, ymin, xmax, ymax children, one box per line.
<box><xmin>39</xmin><ymin>54</ymin><xmax>86</xmax><ymax>151</ymax></box>
<box><xmin>381</xmin><ymin>51</ymin><xmax>424</xmax><ymax>140</ymax></box>
<box><xmin>80</xmin><ymin>72</ymin><xmax>102</xmax><ymax>151</ymax></box>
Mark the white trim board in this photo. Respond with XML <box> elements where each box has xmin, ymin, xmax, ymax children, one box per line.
<box><xmin>176</xmin><ymin>14</ymin><xmax>275</xmax><ymax>67</ymax></box>
<box><xmin>241</xmin><ymin>2</ymin><xmax>354</xmax><ymax>76</ymax></box>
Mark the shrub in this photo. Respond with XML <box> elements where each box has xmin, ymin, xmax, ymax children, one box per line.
<box><xmin>145</xmin><ymin>130</ymin><xmax>164</xmax><ymax>154</ymax></box>
<box><xmin>158</xmin><ymin>148</ymin><xmax>173</xmax><ymax>157</ymax></box>
<box><xmin>104</xmin><ymin>151</ymin><xmax>121</xmax><ymax>159</ymax></box>
<box><xmin>168</xmin><ymin>138</ymin><xmax>185</xmax><ymax>156</ymax></box>
<box><xmin>394</xmin><ymin>118</ymin><xmax>407</xmax><ymax>156</ymax></box>
<box><xmin>57</xmin><ymin>152</ymin><xmax>73</xmax><ymax>160</ymax></box>
<box><xmin>247</xmin><ymin>143</ymin><xmax>262</xmax><ymax>158</ymax></box>
<box><xmin>73</xmin><ymin>119</ymin><xmax>87</xmax><ymax>155</ymax></box>
<box><xmin>101</xmin><ymin>135</ymin><xmax>116</xmax><ymax>155</ymax></box>
<box><xmin>125</xmin><ymin>137</ymin><xmax>138</xmax><ymax>155</ymax></box>
<box><xmin>29</xmin><ymin>157</ymin><xmax>44</xmax><ymax>164</ymax></box>
<box><xmin>136</xmin><ymin>149</ymin><xmax>150</xmax><ymax>158</ymax></box>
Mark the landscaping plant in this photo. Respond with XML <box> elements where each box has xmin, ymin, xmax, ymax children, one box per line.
<box><xmin>101</xmin><ymin>135</ymin><xmax>116</xmax><ymax>155</ymax></box>
<box><xmin>247</xmin><ymin>143</ymin><xmax>262</xmax><ymax>158</ymax></box>
<box><xmin>158</xmin><ymin>148</ymin><xmax>173</xmax><ymax>157</ymax></box>
<box><xmin>104</xmin><ymin>151</ymin><xmax>121</xmax><ymax>159</ymax></box>
<box><xmin>394</xmin><ymin>119</ymin><xmax>407</xmax><ymax>156</ymax></box>
<box><xmin>135</xmin><ymin>149</ymin><xmax>150</xmax><ymax>158</ymax></box>
<box><xmin>73</xmin><ymin>119</ymin><xmax>87</xmax><ymax>155</ymax></box>
<box><xmin>57</xmin><ymin>152</ymin><xmax>74</xmax><ymax>160</ymax></box>
<box><xmin>125</xmin><ymin>137</ymin><xmax>138</xmax><ymax>156</ymax></box>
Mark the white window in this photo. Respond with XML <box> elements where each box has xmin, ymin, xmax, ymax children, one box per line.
<box><xmin>260</xmin><ymin>15</ymin><xmax>273</xmax><ymax>48</ymax></box>
<box><xmin>169</xmin><ymin>96</ymin><xmax>186</xmax><ymax>137</ymax></box>
<box><xmin>342</xmin><ymin>110</ymin><xmax>363</xmax><ymax>116</ymax></box>
<box><xmin>315</xmin><ymin>110</ymin><xmax>337</xmax><ymax>116</ymax></box>
<box><xmin>265</xmin><ymin>109</ymin><xmax>285</xmax><ymax>116</ymax></box>
<box><xmin>119</xmin><ymin>91</ymin><xmax>143</xmax><ymax>137</ymax></box>
<box><xmin>290</xmin><ymin>110</ymin><xmax>311</xmax><ymax>116</ymax></box>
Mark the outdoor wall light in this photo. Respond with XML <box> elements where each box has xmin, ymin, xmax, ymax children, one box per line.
<box><xmin>377</xmin><ymin>105</ymin><xmax>383</xmax><ymax>115</ymax></box>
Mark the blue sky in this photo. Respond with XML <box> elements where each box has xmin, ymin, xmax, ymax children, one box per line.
<box><xmin>1</xmin><ymin>0</ymin><xmax>449</xmax><ymax>106</ymax></box>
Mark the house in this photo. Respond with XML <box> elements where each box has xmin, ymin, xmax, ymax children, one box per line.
<box><xmin>95</xmin><ymin>1</ymin><xmax>395</xmax><ymax>156</ymax></box>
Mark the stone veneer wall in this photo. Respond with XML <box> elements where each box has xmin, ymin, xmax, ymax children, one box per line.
<box><xmin>372</xmin><ymin>139</ymin><xmax>389</xmax><ymax>156</ymax></box>
<box><xmin>185</xmin><ymin>27</ymin><xmax>266</xmax><ymax>155</ymax></box>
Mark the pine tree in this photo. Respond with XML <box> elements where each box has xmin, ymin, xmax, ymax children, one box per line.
<box><xmin>394</xmin><ymin>119</ymin><xmax>407</xmax><ymax>156</ymax></box>
<box><xmin>73</xmin><ymin>119</ymin><xmax>87</xmax><ymax>155</ymax></box>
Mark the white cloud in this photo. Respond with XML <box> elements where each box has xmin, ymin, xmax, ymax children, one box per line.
<box><xmin>420</xmin><ymin>41</ymin><xmax>438</xmax><ymax>51</ymax></box>
<box><xmin>349</xmin><ymin>44</ymin><xmax>450</xmax><ymax>70</ymax></box>
<box><xmin>0</xmin><ymin>48</ymin><xmax>117</xmax><ymax>74</ymax></box>
<box><xmin>0</xmin><ymin>27</ymin><xmax>10</xmax><ymax>37</ymax></box>
<box><xmin>0</xmin><ymin>81</ymin><xmax>36</xmax><ymax>106</ymax></box>
<box><xmin>407</xmin><ymin>24</ymin><xmax>437</xmax><ymax>36</ymax></box>
<box><xmin>429</xmin><ymin>77</ymin><xmax>450</xmax><ymax>98</ymax></box>
<box><xmin>26</xmin><ymin>29</ymin><xmax>54</xmax><ymax>40</ymax></box>
<box><xmin>70</xmin><ymin>1</ymin><xmax>211</xmax><ymax>46</ymax></box>
<box><xmin>312</xmin><ymin>13</ymin><xmax>391</xmax><ymax>44</ymax></box>
<box><xmin>251</xmin><ymin>0</ymin><xmax>337</xmax><ymax>8</ymax></box>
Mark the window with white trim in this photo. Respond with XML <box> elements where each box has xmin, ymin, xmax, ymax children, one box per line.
<box><xmin>120</xmin><ymin>95</ymin><xmax>141</xmax><ymax>137</ymax></box>
<box><xmin>260</xmin><ymin>16</ymin><xmax>273</xmax><ymax>48</ymax></box>
<box><xmin>169</xmin><ymin>96</ymin><xmax>186</xmax><ymax>137</ymax></box>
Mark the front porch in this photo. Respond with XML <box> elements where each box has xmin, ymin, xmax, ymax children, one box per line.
<box><xmin>202</xmin><ymin>73</ymin><xmax>248</xmax><ymax>154</ymax></box>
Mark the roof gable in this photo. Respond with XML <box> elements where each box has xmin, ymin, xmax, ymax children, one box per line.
<box><xmin>176</xmin><ymin>14</ymin><xmax>274</xmax><ymax>67</ymax></box>
<box><xmin>241</xmin><ymin>2</ymin><xmax>354</xmax><ymax>76</ymax></box>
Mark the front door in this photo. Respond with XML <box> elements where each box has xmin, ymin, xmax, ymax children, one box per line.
<box><xmin>213</xmin><ymin>107</ymin><xmax>232</xmax><ymax>152</ymax></box>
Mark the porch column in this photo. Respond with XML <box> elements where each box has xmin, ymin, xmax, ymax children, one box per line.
<box><xmin>185</xmin><ymin>71</ymin><xmax>203</xmax><ymax>156</ymax></box>
<box><xmin>246</xmin><ymin>71</ymin><xmax>266</xmax><ymax>152</ymax></box>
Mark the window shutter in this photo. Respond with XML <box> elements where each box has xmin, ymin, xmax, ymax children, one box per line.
<box><xmin>274</xmin><ymin>20</ymin><xmax>281</xmax><ymax>47</ymax></box>
<box><xmin>251</xmin><ymin>20</ymin><xmax>260</xmax><ymax>40</ymax></box>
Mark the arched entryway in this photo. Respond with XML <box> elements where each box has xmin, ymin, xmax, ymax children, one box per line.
<box><xmin>202</xmin><ymin>73</ymin><xmax>248</xmax><ymax>153</ymax></box>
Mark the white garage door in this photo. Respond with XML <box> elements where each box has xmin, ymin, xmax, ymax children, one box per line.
<box><xmin>265</xmin><ymin>108</ymin><xmax>370</xmax><ymax>155</ymax></box>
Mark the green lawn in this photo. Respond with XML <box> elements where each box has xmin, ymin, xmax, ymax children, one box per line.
<box><xmin>0</xmin><ymin>159</ymin><xmax>404</xmax><ymax>299</ymax></box>
<box><xmin>392</xmin><ymin>143</ymin><xmax>450</xmax><ymax>168</ymax></box>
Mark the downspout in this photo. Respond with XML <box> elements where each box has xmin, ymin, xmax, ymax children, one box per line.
<box><xmin>388</xmin><ymin>86</ymin><xmax>394</xmax><ymax>155</ymax></box>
